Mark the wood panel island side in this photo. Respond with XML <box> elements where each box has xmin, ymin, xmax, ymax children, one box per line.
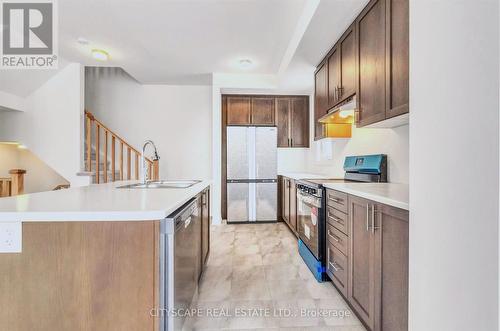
<box><xmin>0</xmin><ymin>180</ymin><xmax>211</xmax><ymax>331</ymax></box>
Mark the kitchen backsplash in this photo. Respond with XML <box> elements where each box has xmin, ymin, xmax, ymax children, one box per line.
<box><xmin>308</xmin><ymin>124</ymin><xmax>409</xmax><ymax>183</ymax></box>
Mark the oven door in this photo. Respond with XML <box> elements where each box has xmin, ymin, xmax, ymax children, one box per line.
<box><xmin>297</xmin><ymin>190</ymin><xmax>322</xmax><ymax>259</ymax></box>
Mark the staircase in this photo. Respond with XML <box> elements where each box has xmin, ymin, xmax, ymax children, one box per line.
<box><xmin>83</xmin><ymin>111</ymin><xmax>159</xmax><ymax>184</ymax></box>
<box><xmin>0</xmin><ymin>169</ymin><xmax>26</xmax><ymax>197</ymax></box>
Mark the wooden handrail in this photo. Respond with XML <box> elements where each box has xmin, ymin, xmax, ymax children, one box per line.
<box><xmin>84</xmin><ymin>110</ymin><xmax>159</xmax><ymax>184</ymax></box>
<box><xmin>0</xmin><ymin>169</ymin><xmax>26</xmax><ymax>198</ymax></box>
<box><xmin>0</xmin><ymin>178</ymin><xmax>11</xmax><ymax>198</ymax></box>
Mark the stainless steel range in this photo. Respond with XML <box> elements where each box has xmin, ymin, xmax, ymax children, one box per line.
<box><xmin>296</xmin><ymin>154</ymin><xmax>387</xmax><ymax>282</ymax></box>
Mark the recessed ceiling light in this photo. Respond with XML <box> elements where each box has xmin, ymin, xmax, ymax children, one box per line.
<box><xmin>92</xmin><ymin>49</ymin><xmax>109</xmax><ymax>61</ymax></box>
<box><xmin>17</xmin><ymin>144</ymin><xmax>27</xmax><ymax>150</ymax></box>
<box><xmin>77</xmin><ymin>37</ymin><xmax>89</xmax><ymax>45</ymax></box>
<box><xmin>239</xmin><ymin>59</ymin><xmax>253</xmax><ymax>69</ymax></box>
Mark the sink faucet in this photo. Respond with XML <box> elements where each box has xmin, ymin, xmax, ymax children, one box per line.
<box><xmin>141</xmin><ymin>140</ymin><xmax>160</xmax><ymax>184</ymax></box>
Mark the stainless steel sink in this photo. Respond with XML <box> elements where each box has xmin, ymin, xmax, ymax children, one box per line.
<box><xmin>117</xmin><ymin>180</ymin><xmax>201</xmax><ymax>189</ymax></box>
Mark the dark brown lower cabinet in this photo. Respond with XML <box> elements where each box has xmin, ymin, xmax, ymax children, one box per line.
<box><xmin>282</xmin><ymin>177</ymin><xmax>290</xmax><ymax>225</ymax></box>
<box><xmin>348</xmin><ymin>195</ymin><xmax>378</xmax><ymax>330</ymax></box>
<box><xmin>201</xmin><ymin>188</ymin><xmax>210</xmax><ymax>268</ymax></box>
<box><xmin>376</xmin><ymin>202</ymin><xmax>409</xmax><ymax>331</ymax></box>
<box><xmin>346</xmin><ymin>194</ymin><xmax>408</xmax><ymax>331</ymax></box>
<box><xmin>289</xmin><ymin>179</ymin><xmax>297</xmax><ymax>231</ymax></box>
<box><xmin>280</xmin><ymin>176</ymin><xmax>298</xmax><ymax>235</ymax></box>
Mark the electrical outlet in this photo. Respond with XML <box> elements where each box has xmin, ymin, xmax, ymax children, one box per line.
<box><xmin>0</xmin><ymin>222</ymin><xmax>22</xmax><ymax>253</ymax></box>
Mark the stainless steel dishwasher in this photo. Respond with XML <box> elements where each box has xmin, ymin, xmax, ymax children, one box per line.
<box><xmin>159</xmin><ymin>197</ymin><xmax>201</xmax><ymax>331</ymax></box>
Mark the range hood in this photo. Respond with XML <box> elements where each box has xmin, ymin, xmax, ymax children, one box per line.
<box><xmin>318</xmin><ymin>96</ymin><xmax>356</xmax><ymax>124</ymax></box>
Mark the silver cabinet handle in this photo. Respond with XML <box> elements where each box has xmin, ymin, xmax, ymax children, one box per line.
<box><xmin>327</xmin><ymin>212</ymin><xmax>344</xmax><ymax>225</ymax></box>
<box><xmin>366</xmin><ymin>204</ymin><xmax>370</xmax><ymax>231</ymax></box>
<box><xmin>371</xmin><ymin>205</ymin><xmax>379</xmax><ymax>233</ymax></box>
<box><xmin>328</xmin><ymin>196</ymin><xmax>344</xmax><ymax>204</ymax></box>
<box><xmin>329</xmin><ymin>261</ymin><xmax>343</xmax><ymax>272</ymax></box>
<box><xmin>327</xmin><ymin>230</ymin><xmax>340</xmax><ymax>243</ymax></box>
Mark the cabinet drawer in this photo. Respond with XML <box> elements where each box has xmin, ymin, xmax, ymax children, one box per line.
<box><xmin>326</xmin><ymin>206</ymin><xmax>349</xmax><ymax>235</ymax></box>
<box><xmin>326</xmin><ymin>243</ymin><xmax>348</xmax><ymax>297</ymax></box>
<box><xmin>327</xmin><ymin>223</ymin><xmax>348</xmax><ymax>256</ymax></box>
<box><xmin>326</xmin><ymin>189</ymin><xmax>348</xmax><ymax>213</ymax></box>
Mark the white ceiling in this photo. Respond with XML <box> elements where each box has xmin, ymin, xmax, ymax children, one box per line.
<box><xmin>59</xmin><ymin>0</ymin><xmax>308</xmax><ymax>84</ymax></box>
<box><xmin>0</xmin><ymin>0</ymin><xmax>369</xmax><ymax>96</ymax></box>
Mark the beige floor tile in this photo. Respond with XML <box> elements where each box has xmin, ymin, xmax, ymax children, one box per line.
<box><xmin>201</xmin><ymin>266</ymin><xmax>233</xmax><ymax>284</ymax></box>
<box><xmin>273</xmin><ymin>299</ymin><xmax>323</xmax><ymax>328</ymax></box>
<box><xmin>306</xmin><ymin>281</ymin><xmax>340</xmax><ymax>300</ymax></box>
<box><xmin>183</xmin><ymin>300</ymin><xmax>230</xmax><ymax>330</ymax></box>
<box><xmin>230</xmin><ymin>278</ymin><xmax>272</xmax><ymax>301</ymax></box>
<box><xmin>212</xmin><ymin>232</ymin><xmax>236</xmax><ymax>244</ymax></box>
<box><xmin>232</xmin><ymin>265</ymin><xmax>266</xmax><ymax>282</ymax></box>
<box><xmin>267</xmin><ymin>279</ymin><xmax>312</xmax><ymax>300</ymax></box>
<box><xmin>198</xmin><ymin>281</ymin><xmax>232</xmax><ymax>302</ymax></box>
<box><xmin>232</xmin><ymin>253</ymin><xmax>263</xmax><ymax>268</ymax></box>
<box><xmin>234</xmin><ymin>224</ymin><xmax>258</xmax><ymax>232</ymax></box>
<box><xmin>211</xmin><ymin>244</ymin><xmax>234</xmax><ymax>254</ymax></box>
<box><xmin>234</xmin><ymin>244</ymin><xmax>261</xmax><ymax>256</ymax></box>
<box><xmin>208</xmin><ymin>252</ymin><xmax>233</xmax><ymax>267</ymax></box>
<box><xmin>264</xmin><ymin>263</ymin><xmax>301</xmax><ymax>281</ymax></box>
<box><xmin>262</xmin><ymin>252</ymin><xmax>293</xmax><ymax>265</ymax></box>
<box><xmin>220</xmin><ymin>300</ymin><xmax>279</xmax><ymax>330</ymax></box>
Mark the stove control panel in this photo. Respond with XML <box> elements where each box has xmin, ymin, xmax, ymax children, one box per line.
<box><xmin>297</xmin><ymin>184</ymin><xmax>320</xmax><ymax>197</ymax></box>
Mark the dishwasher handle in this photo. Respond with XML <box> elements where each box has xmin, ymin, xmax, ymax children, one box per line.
<box><xmin>171</xmin><ymin>197</ymin><xmax>199</xmax><ymax>231</ymax></box>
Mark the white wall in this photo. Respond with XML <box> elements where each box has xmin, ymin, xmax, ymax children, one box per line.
<box><xmin>0</xmin><ymin>63</ymin><xmax>86</xmax><ymax>187</ymax></box>
<box><xmin>85</xmin><ymin>67</ymin><xmax>213</xmax><ymax>181</ymax></box>
<box><xmin>308</xmin><ymin>124</ymin><xmax>409</xmax><ymax>183</ymax></box>
<box><xmin>0</xmin><ymin>144</ymin><xmax>69</xmax><ymax>194</ymax></box>
<box><xmin>410</xmin><ymin>1</ymin><xmax>498</xmax><ymax>330</ymax></box>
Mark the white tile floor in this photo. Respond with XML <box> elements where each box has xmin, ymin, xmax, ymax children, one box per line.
<box><xmin>183</xmin><ymin>222</ymin><xmax>366</xmax><ymax>331</ymax></box>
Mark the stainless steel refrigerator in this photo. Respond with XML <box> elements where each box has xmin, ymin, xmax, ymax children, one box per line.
<box><xmin>227</xmin><ymin>126</ymin><xmax>277</xmax><ymax>223</ymax></box>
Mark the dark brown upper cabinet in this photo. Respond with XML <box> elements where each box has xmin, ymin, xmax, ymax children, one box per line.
<box><xmin>327</xmin><ymin>24</ymin><xmax>356</xmax><ymax>108</ymax></box>
<box><xmin>277</xmin><ymin>96</ymin><xmax>310</xmax><ymax>148</ymax></box>
<box><xmin>385</xmin><ymin>0</ymin><xmax>409</xmax><ymax>119</ymax></box>
<box><xmin>328</xmin><ymin>48</ymin><xmax>341</xmax><ymax>107</ymax></box>
<box><xmin>314</xmin><ymin>62</ymin><xmax>328</xmax><ymax>140</ymax></box>
<box><xmin>251</xmin><ymin>97</ymin><xmax>275</xmax><ymax>125</ymax></box>
<box><xmin>276</xmin><ymin>98</ymin><xmax>290</xmax><ymax>147</ymax></box>
<box><xmin>314</xmin><ymin>0</ymin><xmax>408</xmax><ymax>130</ymax></box>
<box><xmin>356</xmin><ymin>0</ymin><xmax>387</xmax><ymax>127</ymax></box>
<box><xmin>356</xmin><ymin>0</ymin><xmax>409</xmax><ymax>127</ymax></box>
<box><xmin>290</xmin><ymin>97</ymin><xmax>309</xmax><ymax>147</ymax></box>
<box><xmin>339</xmin><ymin>25</ymin><xmax>357</xmax><ymax>101</ymax></box>
<box><xmin>226</xmin><ymin>96</ymin><xmax>251</xmax><ymax>125</ymax></box>
<box><xmin>226</xmin><ymin>96</ymin><xmax>275</xmax><ymax>126</ymax></box>
<box><xmin>224</xmin><ymin>94</ymin><xmax>308</xmax><ymax>148</ymax></box>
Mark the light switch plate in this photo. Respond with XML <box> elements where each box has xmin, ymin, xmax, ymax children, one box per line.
<box><xmin>0</xmin><ymin>222</ymin><xmax>22</xmax><ymax>253</ymax></box>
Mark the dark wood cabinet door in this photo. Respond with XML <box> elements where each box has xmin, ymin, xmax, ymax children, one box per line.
<box><xmin>251</xmin><ymin>97</ymin><xmax>275</xmax><ymax>125</ymax></box>
<box><xmin>340</xmin><ymin>25</ymin><xmax>357</xmax><ymax>100</ymax></box>
<box><xmin>290</xmin><ymin>97</ymin><xmax>309</xmax><ymax>147</ymax></box>
<box><xmin>314</xmin><ymin>62</ymin><xmax>328</xmax><ymax>139</ymax></box>
<box><xmin>386</xmin><ymin>0</ymin><xmax>409</xmax><ymax>119</ymax></box>
<box><xmin>227</xmin><ymin>96</ymin><xmax>251</xmax><ymax>125</ymax></box>
<box><xmin>201</xmin><ymin>189</ymin><xmax>210</xmax><ymax>268</ymax></box>
<box><xmin>276</xmin><ymin>98</ymin><xmax>290</xmax><ymax>147</ymax></box>
<box><xmin>374</xmin><ymin>203</ymin><xmax>409</xmax><ymax>331</ymax></box>
<box><xmin>356</xmin><ymin>0</ymin><xmax>387</xmax><ymax>127</ymax></box>
<box><xmin>282</xmin><ymin>178</ymin><xmax>290</xmax><ymax>224</ymax></box>
<box><xmin>289</xmin><ymin>179</ymin><xmax>297</xmax><ymax>231</ymax></box>
<box><xmin>348</xmin><ymin>195</ymin><xmax>377</xmax><ymax>330</ymax></box>
<box><xmin>328</xmin><ymin>47</ymin><xmax>341</xmax><ymax>107</ymax></box>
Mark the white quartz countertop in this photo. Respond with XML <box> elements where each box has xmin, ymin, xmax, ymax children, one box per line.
<box><xmin>322</xmin><ymin>182</ymin><xmax>409</xmax><ymax>211</ymax></box>
<box><xmin>0</xmin><ymin>180</ymin><xmax>211</xmax><ymax>222</ymax></box>
<box><xmin>279</xmin><ymin>172</ymin><xmax>328</xmax><ymax>180</ymax></box>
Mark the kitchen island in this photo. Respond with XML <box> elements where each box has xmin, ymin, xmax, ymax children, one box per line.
<box><xmin>0</xmin><ymin>180</ymin><xmax>211</xmax><ymax>331</ymax></box>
